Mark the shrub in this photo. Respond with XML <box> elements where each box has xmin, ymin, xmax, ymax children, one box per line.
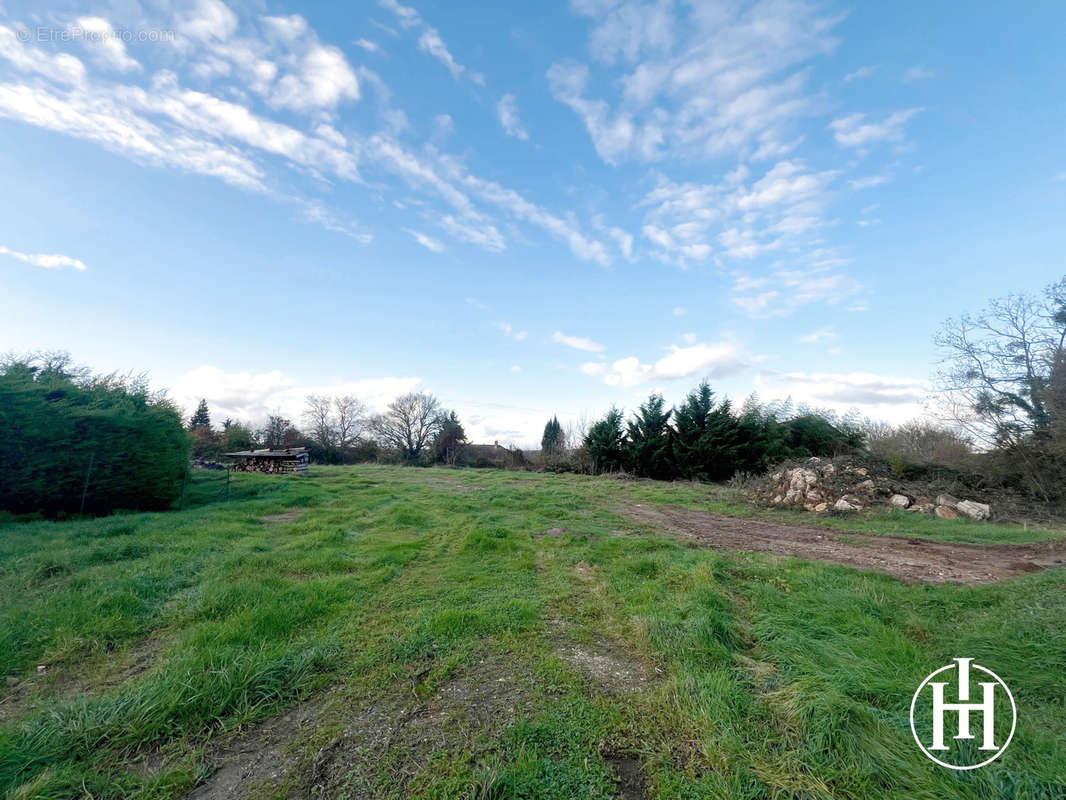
<box><xmin>0</xmin><ymin>354</ymin><xmax>189</xmax><ymax>515</ymax></box>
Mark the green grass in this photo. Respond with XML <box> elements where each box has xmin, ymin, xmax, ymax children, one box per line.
<box><xmin>0</xmin><ymin>466</ymin><xmax>1063</xmax><ymax>799</ymax></box>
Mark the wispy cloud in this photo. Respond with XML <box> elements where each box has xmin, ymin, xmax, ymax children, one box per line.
<box><xmin>0</xmin><ymin>244</ymin><xmax>87</xmax><ymax>271</ymax></box>
<box><xmin>798</xmin><ymin>326</ymin><xmax>835</xmax><ymax>343</ymax></box>
<box><xmin>495</xmin><ymin>322</ymin><xmax>528</xmax><ymax>341</ymax></box>
<box><xmin>496</xmin><ymin>94</ymin><xmax>529</xmax><ymax>140</ymax></box>
<box><xmin>843</xmin><ymin>65</ymin><xmax>874</xmax><ymax>83</ymax></box>
<box><xmin>353</xmin><ymin>38</ymin><xmax>381</xmax><ymax>53</ymax></box>
<box><xmin>379</xmin><ymin>0</ymin><xmax>482</xmax><ymax>84</ymax></box>
<box><xmin>848</xmin><ymin>175</ymin><xmax>889</xmax><ymax>190</ymax></box>
<box><xmin>405</xmin><ymin>228</ymin><xmax>444</xmax><ymax>252</ymax></box>
<box><xmin>552</xmin><ymin>331</ymin><xmax>606</xmax><ymax>352</ymax></box>
<box><xmin>829</xmin><ymin>108</ymin><xmax>922</xmax><ymax>148</ymax></box>
<box><xmin>74</xmin><ymin>17</ymin><xmax>141</xmax><ymax>73</ymax></box>
<box><xmin>903</xmin><ymin>65</ymin><xmax>934</xmax><ymax>82</ymax></box>
<box><xmin>550</xmin><ymin>0</ymin><xmax>842</xmax><ymax>164</ymax></box>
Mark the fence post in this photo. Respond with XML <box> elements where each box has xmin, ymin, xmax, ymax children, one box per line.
<box><xmin>79</xmin><ymin>452</ymin><xmax>95</xmax><ymax>516</ymax></box>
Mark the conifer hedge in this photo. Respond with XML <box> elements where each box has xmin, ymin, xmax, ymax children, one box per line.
<box><xmin>0</xmin><ymin>356</ymin><xmax>189</xmax><ymax>515</ymax></box>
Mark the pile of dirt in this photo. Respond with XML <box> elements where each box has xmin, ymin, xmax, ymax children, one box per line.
<box><xmin>751</xmin><ymin>455</ymin><xmax>994</xmax><ymax>520</ymax></box>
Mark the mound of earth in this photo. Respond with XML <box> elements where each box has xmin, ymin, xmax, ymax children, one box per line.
<box><xmin>751</xmin><ymin>456</ymin><xmax>993</xmax><ymax>520</ymax></box>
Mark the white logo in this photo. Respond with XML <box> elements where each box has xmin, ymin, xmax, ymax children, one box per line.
<box><xmin>910</xmin><ymin>658</ymin><xmax>1016</xmax><ymax>770</ymax></box>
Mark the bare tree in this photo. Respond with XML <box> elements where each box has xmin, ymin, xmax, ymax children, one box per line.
<box><xmin>334</xmin><ymin>395</ymin><xmax>367</xmax><ymax>450</ymax></box>
<box><xmin>935</xmin><ymin>277</ymin><xmax>1066</xmax><ymax>447</ymax></box>
<box><xmin>935</xmin><ymin>276</ymin><xmax>1066</xmax><ymax>498</ymax></box>
<box><xmin>371</xmin><ymin>392</ymin><xmax>442</xmax><ymax>462</ymax></box>
<box><xmin>303</xmin><ymin>394</ymin><xmax>337</xmax><ymax>457</ymax></box>
<box><xmin>260</xmin><ymin>414</ymin><xmax>297</xmax><ymax>449</ymax></box>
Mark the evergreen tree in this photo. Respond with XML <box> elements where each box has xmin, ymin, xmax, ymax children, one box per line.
<box><xmin>584</xmin><ymin>407</ymin><xmax>625</xmax><ymax>473</ymax></box>
<box><xmin>189</xmin><ymin>398</ymin><xmax>211</xmax><ymax>430</ymax></box>
<box><xmin>673</xmin><ymin>382</ymin><xmax>742</xmax><ymax>480</ymax></box>
<box><xmin>624</xmin><ymin>393</ymin><xmax>674</xmax><ymax>479</ymax></box>
<box><xmin>541</xmin><ymin>415</ymin><xmax>565</xmax><ymax>455</ymax></box>
<box><xmin>432</xmin><ymin>410</ymin><xmax>467</xmax><ymax>465</ymax></box>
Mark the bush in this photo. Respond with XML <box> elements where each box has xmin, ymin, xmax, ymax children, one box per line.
<box><xmin>0</xmin><ymin>354</ymin><xmax>189</xmax><ymax>515</ymax></box>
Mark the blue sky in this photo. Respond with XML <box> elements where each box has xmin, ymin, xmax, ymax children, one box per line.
<box><xmin>1</xmin><ymin>0</ymin><xmax>1064</xmax><ymax>445</ymax></box>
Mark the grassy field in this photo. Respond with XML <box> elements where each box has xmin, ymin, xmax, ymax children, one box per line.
<box><xmin>0</xmin><ymin>466</ymin><xmax>1064</xmax><ymax>799</ymax></box>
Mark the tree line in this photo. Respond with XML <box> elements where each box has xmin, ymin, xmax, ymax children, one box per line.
<box><xmin>187</xmin><ymin>391</ymin><xmax>472</xmax><ymax>467</ymax></box>
<box><xmin>4</xmin><ymin>274</ymin><xmax>1063</xmax><ymax>515</ymax></box>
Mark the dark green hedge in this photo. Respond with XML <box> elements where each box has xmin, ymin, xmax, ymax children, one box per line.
<box><xmin>0</xmin><ymin>359</ymin><xmax>189</xmax><ymax>515</ymax></box>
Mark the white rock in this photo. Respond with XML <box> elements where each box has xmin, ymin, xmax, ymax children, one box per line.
<box><xmin>956</xmin><ymin>500</ymin><xmax>991</xmax><ymax>521</ymax></box>
<box><xmin>834</xmin><ymin>497</ymin><xmax>861</xmax><ymax>512</ymax></box>
<box><xmin>936</xmin><ymin>494</ymin><xmax>960</xmax><ymax>509</ymax></box>
<box><xmin>889</xmin><ymin>494</ymin><xmax>911</xmax><ymax>509</ymax></box>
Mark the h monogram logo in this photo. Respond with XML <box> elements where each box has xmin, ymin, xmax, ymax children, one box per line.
<box><xmin>910</xmin><ymin>658</ymin><xmax>1016</xmax><ymax>770</ymax></box>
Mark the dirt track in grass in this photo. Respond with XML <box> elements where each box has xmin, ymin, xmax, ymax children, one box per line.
<box><xmin>622</xmin><ymin>504</ymin><xmax>1066</xmax><ymax>584</ymax></box>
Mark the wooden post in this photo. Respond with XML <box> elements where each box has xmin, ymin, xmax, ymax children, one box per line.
<box><xmin>79</xmin><ymin>452</ymin><xmax>95</xmax><ymax>516</ymax></box>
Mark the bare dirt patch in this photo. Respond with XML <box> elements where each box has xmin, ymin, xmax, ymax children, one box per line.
<box><xmin>555</xmin><ymin>640</ymin><xmax>658</xmax><ymax>695</ymax></box>
<box><xmin>605</xmin><ymin>754</ymin><xmax>649</xmax><ymax>800</ymax></box>
<box><xmin>0</xmin><ymin>637</ymin><xmax>161</xmax><ymax>725</ymax></box>
<box><xmin>622</xmin><ymin>504</ymin><xmax>1066</xmax><ymax>585</ymax></box>
<box><xmin>188</xmin><ymin>695</ymin><xmax>328</xmax><ymax>800</ymax></box>
<box><xmin>298</xmin><ymin>655</ymin><xmax>542</xmax><ymax>799</ymax></box>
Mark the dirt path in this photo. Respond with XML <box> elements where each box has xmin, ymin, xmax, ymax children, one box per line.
<box><xmin>622</xmin><ymin>504</ymin><xmax>1066</xmax><ymax>584</ymax></box>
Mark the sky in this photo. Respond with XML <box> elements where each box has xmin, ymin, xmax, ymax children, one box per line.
<box><xmin>1</xmin><ymin>0</ymin><xmax>1064</xmax><ymax>446</ymax></box>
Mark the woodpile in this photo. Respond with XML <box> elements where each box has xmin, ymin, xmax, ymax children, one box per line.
<box><xmin>224</xmin><ymin>448</ymin><xmax>309</xmax><ymax>474</ymax></box>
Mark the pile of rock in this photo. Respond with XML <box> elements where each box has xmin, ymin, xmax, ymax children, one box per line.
<box><xmin>758</xmin><ymin>457</ymin><xmax>992</xmax><ymax>520</ymax></box>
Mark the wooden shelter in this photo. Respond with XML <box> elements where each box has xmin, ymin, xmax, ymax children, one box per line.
<box><xmin>223</xmin><ymin>447</ymin><xmax>309</xmax><ymax>474</ymax></box>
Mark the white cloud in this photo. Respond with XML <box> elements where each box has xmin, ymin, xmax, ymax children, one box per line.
<box><xmin>177</xmin><ymin>0</ymin><xmax>239</xmax><ymax>43</ymax></box>
<box><xmin>672</xmin><ymin>306</ymin><xmax>686</xmax><ymax>316</ymax></box>
<box><xmin>553</xmin><ymin>331</ymin><xmax>606</xmax><ymax>352</ymax></box>
<box><xmin>551</xmin><ymin>0</ymin><xmax>842</xmax><ymax>164</ymax></box>
<box><xmin>772</xmin><ymin>371</ymin><xmax>925</xmax><ymax>406</ymax></box>
<box><xmin>269</xmin><ymin>42</ymin><xmax>360</xmax><ymax>111</ymax></box>
<box><xmin>439</xmin><ymin>214</ymin><xmax>506</xmax><ymax>252</ymax></box>
<box><xmin>495</xmin><ymin>322</ymin><xmax>528</xmax><ymax>341</ymax></box>
<box><xmin>798</xmin><ymin>326</ymin><xmax>835</xmax><ymax>343</ymax></box>
<box><xmin>848</xmin><ymin>175</ymin><xmax>888</xmax><ymax>190</ymax></box>
<box><xmin>353</xmin><ymin>38</ymin><xmax>381</xmax><ymax>53</ymax></box>
<box><xmin>608</xmin><ymin>226</ymin><xmax>634</xmax><ymax>259</ymax></box>
<box><xmin>639</xmin><ymin>160</ymin><xmax>836</xmax><ymax>265</ymax></box>
<box><xmin>0</xmin><ymin>82</ymin><xmax>266</xmax><ymax>190</ymax></box>
<box><xmin>496</xmin><ymin>94</ymin><xmax>529</xmax><ymax>140</ymax></box>
<box><xmin>843</xmin><ymin>65</ymin><xmax>874</xmax><ymax>83</ymax></box>
<box><xmin>172</xmin><ymin>365</ymin><xmax>421</xmax><ymax>424</ymax></box>
<box><xmin>0</xmin><ymin>244</ymin><xmax>87</xmax><ymax>271</ymax></box>
<box><xmin>598</xmin><ymin>342</ymin><xmax>747</xmax><ymax>387</ymax></box>
<box><xmin>0</xmin><ymin>25</ymin><xmax>86</xmax><ymax>85</ymax></box>
<box><xmin>405</xmin><ymin>228</ymin><xmax>444</xmax><ymax>252</ymax></box>
<box><xmin>378</xmin><ymin>0</ymin><xmax>422</xmax><ymax>29</ymax></box>
<box><xmin>378</xmin><ymin>0</ymin><xmax>481</xmax><ymax>83</ymax></box>
<box><xmin>417</xmin><ymin>28</ymin><xmax>464</xmax><ymax>80</ymax></box>
<box><xmin>829</xmin><ymin>108</ymin><xmax>922</xmax><ymax>148</ymax></box>
<box><xmin>903</xmin><ymin>65</ymin><xmax>933</xmax><ymax>82</ymax></box>
<box><xmin>730</xmin><ymin>262</ymin><xmax>861</xmax><ymax>318</ymax></box>
<box><xmin>73</xmin><ymin>17</ymin><xmax>141</xmax><ymax>72</ymax></box>
<box><xmin>0</xmin><ymin>3</ymin><xmax>614</xmax><ymax>268</ymax></box>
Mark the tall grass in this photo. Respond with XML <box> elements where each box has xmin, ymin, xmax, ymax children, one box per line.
<box><xmin>0</xmin><ymin>466</ymin><xmax>1063</xmax><ymax>798</ymax></box>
